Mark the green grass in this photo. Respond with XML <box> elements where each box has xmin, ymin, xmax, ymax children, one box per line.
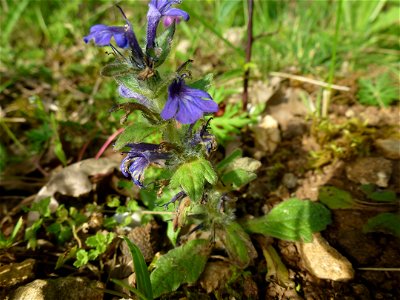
<box><xmin>1</xmin><ymin>0</ymin><xmax>399</xmax><ymax>165</ymax></box>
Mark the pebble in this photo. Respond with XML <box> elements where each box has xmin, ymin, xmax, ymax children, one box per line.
<box><xmin>297</xmin><ymin>233</ymin><xmax>354</xmax><ymax>281</ymax></box>
<box><xmin>375</xmin><ymin>139</ymin><xmax>400</xmax><ymax>160</ymax></box>
<box><xmin>253</xmin><ymin>115</ymin><xmax>281</xmax><ymax>155</ymax></box>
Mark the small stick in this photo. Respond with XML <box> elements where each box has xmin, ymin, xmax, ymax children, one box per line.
<box><xmin>242</xmin><ymin>0</ymin><xmax>254</xmax><ymax>111</ymax></box>
<box><xmin>358</xmin><ymin>268</ymin><xmax>400</xmax><ymax>272</ymax></box>
<box><xmin>95</xmin><ymin>127</ymin><xmax>125</xmax><ymax>159</ymax></box>
<box><xmin>269</xmin><ymin>71</ymin><xmax>350</xmax><ymax>91</ymax></box>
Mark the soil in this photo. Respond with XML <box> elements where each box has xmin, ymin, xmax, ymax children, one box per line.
<box><xmin>1</xmin><ymin>77</ymin><xmax>399</xmax><ymax>299</ymax></box>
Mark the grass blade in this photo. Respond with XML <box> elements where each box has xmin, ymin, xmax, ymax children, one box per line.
<box><xmin>122</xmin><ymin>236</ymin><xmax>153</xmax><ymax>300</ymax></box>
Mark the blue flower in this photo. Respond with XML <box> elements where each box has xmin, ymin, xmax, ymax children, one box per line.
<box><xmin>84</xmin><ymin>24</ymin><xmax>129</xmax><ymax>48</ymax></box>
<box><xmin>118</xmin><ymin>85</ymin><xmax>152</xmax><ymax>108</ymax></box>
<box><xmin>146</xmin><ymin>0</ymin><xmax>189</xmax><ymax>50</ymax></box>
<box><xmin>161</xmin><ymin>78</ymin><xmax>218</xmax><ymax>124</ymax></box>
<box><xmin>84</xmin><ymin>6</ymin><xmax>144</xmax><ymax>68</ymax></box>
<box><xmin>120</xmin><ymin>143</ymin><xmax>169</xmax><ymax>187</ymax></box>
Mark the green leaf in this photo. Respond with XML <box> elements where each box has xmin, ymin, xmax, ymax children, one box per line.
<box><xmin>122</xmin><ymin>237</ymin><xmax>153</xmax><ymax>300</ymax></box>
<box><xmin>221</xmin><ymin>169</ymin><xmax>257</xmax><ymax>190</ymax></box>
<box><xmin>31</xmin><ymin>197</ymin><xmax>51</xmax><ymax>218</ymax></box>
<box><xmin>114</xmin><ymin>123</ymin><xmax>158</xmax><ymax>150</ymax></box>
<box><xmin>74</xmin><ymin>249</ymin><xmax>89</xmax><ymax>268</ymax></box>
<box><xmin>243</xmin><ymin>198</ymin><xmax>331</xmax><ymax>242</ymax></box>
<box><xmin>216</xmin><ymin>148</ymin><xmax>243</xmax><ymax>171</ymax></box>
<box><xmin>24</xmin><ymin>219</ymin><xmax>43</xmax><ymax>250</ymax></box>
<box><xmin>189</xmin><ymin>73</ymin><xmax>214</xmax><ymax>91</ymax></box>
<box><xmin>219</xmin><ymin>156</ymin><xmax>261</xmax><ymax>190</ymax></box>
<box><xmin>150</xmin><ymin>239</ymin><xmax>210</xmax><ymax>298</ymax></box>
<box><xmin>363</xmin><ymin>213</ymin><xmax>400</xmax><ymax>237</ymax></box>
<box><xmin>318</xmin><ymin>186</ymin><xmax>355</xmax><ymax>209</ymax></box>
<box><xmin>360</xmin><ymin>184</ymin><xmax>397</xmax><ymax>203</ymax></box>
<box><xmin>169</xmin><ymin>158</ymin><xmax>217</xmax><ymax>202</ymax></box>
<box><xmin>220</xmin><ymin>222</ymin><xmax>257</xmax><ymax>268</ymax></box>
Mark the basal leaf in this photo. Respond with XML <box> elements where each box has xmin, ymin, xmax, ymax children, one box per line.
<box><xmin>243</xmin><ymin>198</ymin><xmax>331</xmax><ymax>242</ymax></box>
<box><xmin>219</xmin><ymin>222</ymin><xmax>257</xmax><ymax>268</ymax></box>
<box><xmin>170</xmin><ymin>158</ymin><xmax>217</xmax><ymax>202</ymax></box>
<box><xmin>363</xmin><ymin>213</ymin><xmax>400</xmax><ymax>237</ymax></box>
<box><xmin>114</xmin><ymin>123</ymin><xmax>157</xmax><ymax>150</ymax></box>
<box><xmin>318</xmin><ymin>186</ymin><xmax>355</xmax><ymax>209</ymax></box>
<box><xmin>150</xmin><ymin>239</ymin><xmax>210</xmax><ymax>298</ymax></box>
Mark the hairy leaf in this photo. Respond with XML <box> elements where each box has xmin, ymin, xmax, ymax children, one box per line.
<box><xmin>170</xmin><ymin>158</ymin><xmax>217</xmax><ymax>202</ymax></box>
<box><xmin>150</xmin><ymin>239</ymin><xmax>210</xmax><ymax>298</ymax></box>
<box><xmin>243</xmin><ymin>198</ymin><xmax>331</xmax><ymax>242</ymax></box>
<box><xmin>219</xmin><ymin>222</ymin><xmax>257</xmax><ymax>268</ymax></box>
<box><xmin>114</xmin><ymin>123</ymin><xmax>158</xmax><ymax>150</ymax></box>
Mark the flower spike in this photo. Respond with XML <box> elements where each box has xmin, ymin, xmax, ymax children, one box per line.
<box><xmin>146</xmin><ymin>0</ymin><xmax>189</xmax><ymax>50</ymax></box>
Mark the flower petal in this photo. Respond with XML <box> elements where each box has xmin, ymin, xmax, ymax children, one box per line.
<box><xmin>161</xmin><ymin>95</ymin><xmax>179</xmax><ymax>120</ymax></box>
<box><xmin>163</xmin><ymin>8</ymin><xmax>190</xmax><ymax>20</ymax></box>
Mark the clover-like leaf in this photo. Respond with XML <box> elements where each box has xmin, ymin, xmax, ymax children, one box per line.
<box><xmin>169</xmin><ymin>158</ymin><xmax>217</xmax><ymax>202</ymax></box>
<box><xmin>150</xmin><ymin>239</ymin><xmax>211</xmax><ymax>298</ymax></box>
<box><xmin>243</xmin><ymin>198</ymin><xmax>331</xmax><ymax>242</ymax></box>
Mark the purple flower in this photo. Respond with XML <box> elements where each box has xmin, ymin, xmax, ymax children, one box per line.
<box><xmin>83</xmin><ymin>24</ymin><xmax>129</xmax><ymax>48</ymax></box>
<box><xmin>118</xmin><ymin>85</ymin><xmax>152</xmax><ymax>108</ymax></box>
<box><xmin>161</xmin><ymin>78</ymin><xmax>219</xmax><ymax>124</ymax></box>
<box><xmin>84</xmin><ymin>6</ymin><xmax>144</xmax><ymax>68</ymax></box>
<box><xmin>146</xmin><ymin>0</ymin><xmax>189</xmax><ymax>49</ymax></box>
<box><xmin>120</xmin><ymin>143</ymin><xmax>169</xmax><ymax>187</ymax></box>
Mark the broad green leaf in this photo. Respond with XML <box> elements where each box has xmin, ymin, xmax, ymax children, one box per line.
<box><xmin>114</xmin><ymin>123</ymin><xmax>158</xmax><ymax>150</ymax></box>
<box><xmin>169</xmin><ymin>158</ymin><xmax>217</xmax><ymax>202</ymax></box>
<box><xmin>123</xmin><ymin>237</ymin><xmax>153</xmax><ymax>300</ymax></box>
<box><xmin>243</xmin><ymin>198</ymin><xmax>331</xmax><ymax>242</ymax></box>
<box><xmin>363</xmin><ymin>213</ymin><xmax>400</xmax><ymax>237</ymax></box>
<box><xmin>150</xmin><ymin>239</ymin><xmax>211</xmax><ymax>298</ymax></box>
<box><xmin>318</xmin><ymin>186</ymin><xmax>355</xmax><ymax>209</ymax></box>
<box><xmin>219</xmin><ymin>222</ymin><xmax>257</xmax><ymax>268</ymax></box>
<box><xmin>216</xmin><ymin>148</ymin><xmax>243</xmax><ymax>171</ymax></box>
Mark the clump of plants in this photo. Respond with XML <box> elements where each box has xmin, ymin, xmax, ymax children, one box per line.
<box><xmin>22</xmin><ymin>1</ymin><xmax>332</xmax><ymax>298</ymax></box>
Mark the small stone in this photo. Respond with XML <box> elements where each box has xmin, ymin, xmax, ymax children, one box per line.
<box><xmin>375</xmin><ymin>139</ymin><xmax>400</xmax><ymax>160</ymax></box>
<box><xmin>253</xmin><ymin>115</ymin><xmax>281</xmax><ymax>154</ymax></box>
<box><xmin>9</xmin><ymin>277</ymin><xmax>104</xmax><ymax>300</ymax></box>
<box><xmin>346</xmin><ymin>157</ymin><xmax>392</xmax><ymax>187</ymax></box>
<box><xmin>297</xmin><ymin>233</ymin><xmax>354</xmax><ymax>281</ymax></box>
<box><xmin>282</xmin><ymin>173</ymin><xmax>297</xmax><ymax>189</ymax></box>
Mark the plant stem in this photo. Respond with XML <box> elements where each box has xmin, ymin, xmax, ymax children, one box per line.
<box><xmin>242</xmin><ymin>0</ymin><xmax>254</xmax><ymax>111</ymax></box>
<box><xmin>323</xmin><ymin>0</ymin><xmax>342</xmax><ymax>117</ymax></box>
<box><xmin>0</xmin><ymin>119</ymin><xmax>27</xmax><ymax>152</ymax></box>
